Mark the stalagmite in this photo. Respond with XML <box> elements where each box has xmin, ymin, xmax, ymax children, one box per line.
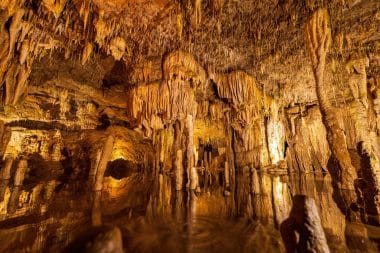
<box><xmin>305</xmin><ymin>8</ymin><xmax>357</xmax><ymax>190</ymax></box>
<box><xmin>281</xmin><ymin>195</ymin><xmax>330</xmax><ymax>253</ymax></box>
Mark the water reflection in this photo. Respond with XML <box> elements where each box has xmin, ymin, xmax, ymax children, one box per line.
<box><xmin>0</xmin><ymin>172</ymin><xmax>378</xmax><ymax>253</ymax></box>
<box><xmin>123</xmin><ymin>215</ymin><xmax>284</xmax><ymax>253</ymax></box>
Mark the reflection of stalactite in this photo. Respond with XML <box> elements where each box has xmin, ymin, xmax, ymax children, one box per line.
<box><xmin>92</xmin><ymin>190</ymin><xmax>102</xmax><ymax>226</ymax></box>
<box><xmin>93</xmin><ymin>135</ymin><xmax>114</xmax><ymax>191</ymax></box>
<box><xmin>175</xmin><ymin>190</ymin><xmax>185</xmax><ymax>222</ymax></box>
<box><xmin>0</xmin><ymin>179</ymin><xmax>9</xmax><ymax>202</ymax></box>
<box><xmin>174</xmin><ymin>120</ymin><xmax>184</xmax><ymax>190</ymax></box>
<box><xmin>8</xmin><ymin>186</ymin><xmax>20</xmax><ymax>214</ymax></box>
<box><xmin>186</xmin><ymin>115</ymin><xmax>195</xmax><ymax>189</ymax></box>
<box><xmin>7</xmin><ymin>158</ymin><xmax>27</xmax><ymax>214</ymax></box>
<box><xmin>305</xmin><ymin>9</ymin><xmax>356</xmax><ymax>190</ymax></box>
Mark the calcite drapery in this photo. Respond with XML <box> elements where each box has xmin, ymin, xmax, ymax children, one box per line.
<box><xmin>213</xmin><ymin>71</ymin><xmax>285</xmax><ymax>169</ymax></box>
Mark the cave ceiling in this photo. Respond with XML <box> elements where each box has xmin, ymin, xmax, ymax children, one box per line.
<box><xmin>3</xmin><ymin>0</ymin><xmax>379</xmax><ymax>73</ymax></box>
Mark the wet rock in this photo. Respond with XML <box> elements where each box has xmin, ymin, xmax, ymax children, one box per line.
<box><xmin>66</xmin><ymin>225</ymin><xmax>124</xmax><ymax>253</ymax></box>
<box><xmin>281</xmin><ymin>195</ymin><xmax>330</xmax><ymax>253</ymax></box>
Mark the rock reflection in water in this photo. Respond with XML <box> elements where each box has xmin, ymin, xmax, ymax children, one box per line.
<box><xmin>123</xmin><ymin>216</ymin><xmax>284</xmax><ymax>253</ymax></box>
<box><xmin>0</xmin><ymin>172</ymin><xmax>379</xmax><ymax>252</ymax></box>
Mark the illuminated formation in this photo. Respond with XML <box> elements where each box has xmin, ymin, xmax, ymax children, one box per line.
<box><xmin>0</xmin><ymin>1</ymin><xmax>379</xmax><ymax>252</ymax></box>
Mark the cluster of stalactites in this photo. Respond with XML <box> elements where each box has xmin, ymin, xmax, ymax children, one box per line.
<box><xmin>0</xmin><ymin>1</ymin><xmax>43</xmax><ymax>105</ymax></box>
<box><xmin>127</xmin><ymin>51</ymin><xmax>206</xmax><ymax>136</ymax></box>
<box><xmin>212</xmin><ymin>71</ymin><xmax>285</xmax><ymax>168</ymax></box>
<box><xmin>0</xmin><ymin>0</ymin><xmax>130</xmax><ymax>106</ymax></box>
<box><xmin>41</xmin><ymin>0</ymin><xmax>128</xmax><ymax>63</ymax></box>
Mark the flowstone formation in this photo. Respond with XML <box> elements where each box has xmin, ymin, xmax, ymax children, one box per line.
<box><xmin>0</xmin><ymin>0</ymin><xmax>379</xmax><ymax>252</ymax></box>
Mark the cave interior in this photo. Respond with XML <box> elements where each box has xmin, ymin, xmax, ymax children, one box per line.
<box><xmin>0</xmin><ymin>0</ymin><xmax>380</xmax><ymax>252</ymax></box>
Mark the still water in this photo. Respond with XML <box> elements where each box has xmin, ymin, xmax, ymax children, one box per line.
<box><xmin>0</xmin><ymin>172</ymin><xmax>379</xmax><ymax>253</ymax></box>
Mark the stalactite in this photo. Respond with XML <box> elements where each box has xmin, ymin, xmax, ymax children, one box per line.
<box><xmin>19</xmin><ymin>39</ymin><xmax>29</xmax><ymax>65</ymax></box>
<box><xmin>94</xmin><ymin>11</ymin><xmax>110</xmax><ymax>48</ymax></box>
<box><xmin>194</xmin><ymin>0</ymin><xmax>202</xmax><ymax>27</ymax></box>
<box><xmin>42</xmin><ymin>0</ymin><xmax>67</xmax><ymax>18</ymax></box>
<box><xmin>176</xmin><ymin>12</ymin><xmax>183</xmax><ymax>39</ymax></box>
<box><xmin>79</xmin><ymin>0</ymin><xmax>90</xmax><ymax>31</ymax></box>
<box><xmin>1</xmin><ymin>156</ymin><xmax>13</xmax><ymax>180</ymax></box>
<box><xmin>305</xmin><ymin>8</ymin><xmax>357</xmax><ymax>190</ymax></box>
<box><xmin>186</xmin><ymin>114</ymin><xmax>197</xmax><ymax>190</ymax></box>
<box><xmin>81</xmin><ymin>42</ymin><xmax>93</xmax><ymax>65</ymax></box>
<box><xmin>7</xmin><ymin>8</ymin><xmax>24</xmax><ymax>59</ymax></box>
<box><xmin>13</xmin><ymin>63</ymin><xmax>31</xmax><ymax>105</ymax></box>
<box><xmin>109</xmin><ymin>37</ymin><xmax>126</xmax><ymax>61</ymax></box>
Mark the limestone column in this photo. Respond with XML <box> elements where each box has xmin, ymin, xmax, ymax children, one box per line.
<box><xmin>305</xmin><ymin>8</ymin><xmax>357</xmax><ymax>190</ymax></box>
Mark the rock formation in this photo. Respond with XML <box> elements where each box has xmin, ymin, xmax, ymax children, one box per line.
<box><xmin>0</xmin><ymin>0</ymin><xmax>379</xmax><ymax>252</ymax></box>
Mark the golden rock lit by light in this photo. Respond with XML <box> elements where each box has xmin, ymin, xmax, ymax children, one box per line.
<box><xmin>0</xmin><ymin>1</ymin><xmax>379</xmax><ymax>252</ymax></box>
